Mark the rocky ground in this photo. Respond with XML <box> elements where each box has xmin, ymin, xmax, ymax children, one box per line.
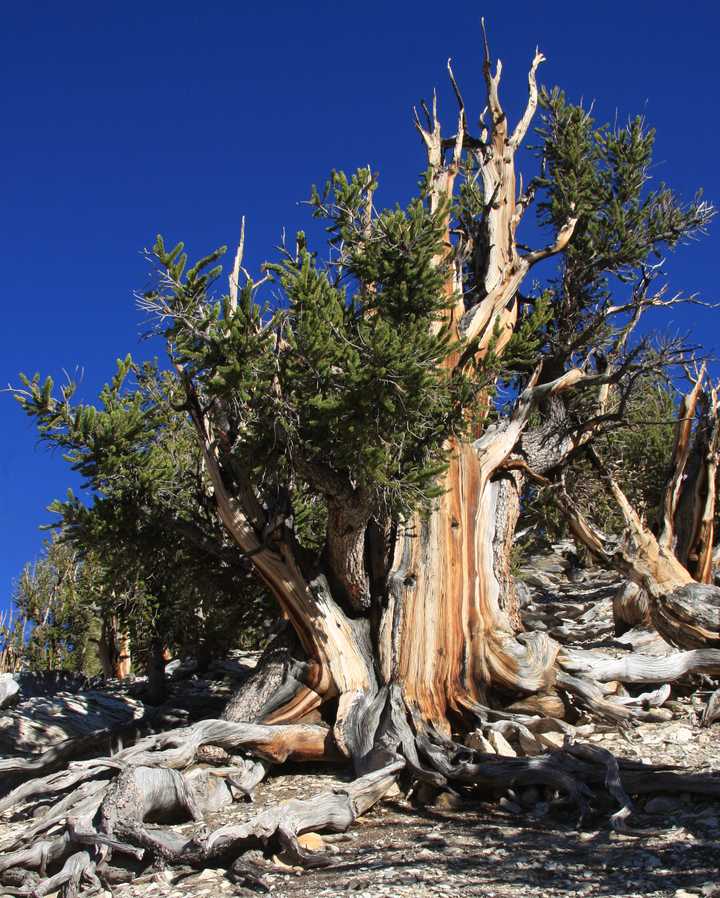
<box><xmin>2</xmin><ymin>548</ymin><xmax>719</xmax><ymax>898</ymax></box>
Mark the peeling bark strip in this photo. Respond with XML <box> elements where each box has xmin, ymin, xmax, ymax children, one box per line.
<box><xmin>383</xmin><ymin>444</ymin><xmax>558</xmax><ymax>727</ymax></box>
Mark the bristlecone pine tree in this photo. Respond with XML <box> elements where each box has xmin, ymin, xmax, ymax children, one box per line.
<box><xmin>556</xmin><ymin>366</ymin><xmax>720</xmax><ymax>643</ymax></box>
<box><xmin>14</xmin><ymin>359</ymin><xmax>274</xmax><ymax>702</ymax></box>
<box><xmin>10</xmin><ymin>535</ymin><xmax>102</xmax><ymax>676</ymax></box>
<box><xmin>5</xmin><ymin>27</ymin><xmax>720</xmax><ymax>889</ymax></box>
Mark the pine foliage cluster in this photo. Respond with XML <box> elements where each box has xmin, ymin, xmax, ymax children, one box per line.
<box><xmin>5</xmin><ymin>537</ymin><xmax>101</xmax><ymax>675</ymax></box>
<box><xmin>535</xmin><ymin>89</ymin><xmax>712</xmax><ymax>367</ymax></box>
<box><xmin>14</xmin><ymin>360</ymin><xmax>274</xmax><ymax>676</ymax></box>
<box><xmin>148</xmin><ymin>170</ymin><xmax>483</xmax><ymax>524</ymax></box>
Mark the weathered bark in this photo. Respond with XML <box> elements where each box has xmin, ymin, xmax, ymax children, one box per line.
<box><xmin>97</xmin><ymin>615</ymin><xmax>131</xmax><ymax>680</ymax></box>
<box><xmin>650</xmin><ymin>583</ymin><xmax>720</xmax><ymax>649</ymax></box>
<box><xmin>324</xmin><ymin>496</ymin><xmax>371</xmax><ymax>612</ymax></box>
<box><xmin>612</xmin><ymin>581</ymin><xmax>651</xmax><ymax>636</ymax></box>
<box><xmin>215</xmin><ymin>623</ymin><xmax>334</xmax><ymax>746</ymax></box>
<box><xmin>381</xmin><ymin>447</ymin><xmax>557</xmax><ymax>730</ymax></box>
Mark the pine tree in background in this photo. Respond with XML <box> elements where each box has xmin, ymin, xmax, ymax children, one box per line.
<box><xmin>14</xmin><ymin>358</ymin><xmax>274</xmax><ymax>701</ymax></box>
<box><xmin>10</xmin><ymin>536</ymin><xmax>101</xmax><ymax>675</ymax></box>
<box><xmin>520</xmin><ymin>375</ymin><xmax>680</xmax><ymax>546</ymax></box>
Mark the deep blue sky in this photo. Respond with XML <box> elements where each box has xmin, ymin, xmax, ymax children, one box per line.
<box><xmin>2</xmin><ymin>1</ymin><xmax>718</xmax><ymax>606</ymax></box>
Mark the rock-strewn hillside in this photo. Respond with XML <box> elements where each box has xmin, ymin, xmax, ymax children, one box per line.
<box><xmin>1</xmin><ymin>553</ymin><xmax>718</xmax><ymax>898</ymax></box>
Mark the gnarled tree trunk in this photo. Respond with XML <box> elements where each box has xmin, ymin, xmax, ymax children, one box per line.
<box><xmin>96</xmin><ymin>615</ymin><xmax>131</xmax><ymax>680</ymax></box>
<box><xmin>556</xmin><ymin>372</ymin><xmax>720</xmax><ymax>649</ymax></box>
<box><xmin>185</xmin><ymin>36</ymin><xmax>580</xmax><ymax>747</ymax></box>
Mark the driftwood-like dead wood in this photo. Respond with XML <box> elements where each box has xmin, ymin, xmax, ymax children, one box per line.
<box><xmin>702</xmin><ymin>688</ymin><xmax>720</xmax><ymax>727</ymax></box>
<box><xmin>0</xmin><ymin>729</ymin><xmax>117</xmax><ymax>778</ymax></box>
<box><xmin>558</xmin><ymin>445</ymin><xmax>720</xmax><ymax>651</ymax></box>
<box><xmin>99</xmin><ymin>766</ymin><xmax>205</xmax><ymax>836</ymax></box>
<box><xmin>0</xmin><ymin>690</ymin><xmax>143</xmax><ymax>757</ymax></box>
<box><xmin>0</xmin><ymin>779</ymin><xmax>110</xmax><ymax>856</ymax></box>
<box><xmin>0</xmin><ymin>764</ymin><xmax>110</xmax><ymax>816</ymax></box>
<box><xmin>4</xmin><ymin>702</ymin><xmax>720</xmax><ymax>894</ymax></box>
<box><xmin>205</xmin><ymin>760</ymin><xmax>405</xmax><ymax>868</ymax></box>
<box><xmin>613</xmin><ymin>581</ymin><xmax>652</xmax><ymax>636</ymax></box>
<box><xmin>66</xmin><ymin>817</ymin><xmax>146</xmax><ymax>862</ymax></box>
<box><xmin>118</xmin><ymin>718</ymin><xmax>339</xmax><ymax>767</ymax></box>
<box><xmin>651</xmin><ymin>583</ymin><xmax>720</xmax><ymax>649</ymax></box>
<box><xmin>559</xmin><ymin>646</ymin><xmax>720</xmax><ymax>684</ymax></box>
<box><xmin>0</xmin><ymin>832</ymin><xmax>72</xmax><ymax>877</ymax></box>
<box><xmin>28</xmin><ymin>850</ymin><xmax>99</xmax><ymax>898</ymax></box>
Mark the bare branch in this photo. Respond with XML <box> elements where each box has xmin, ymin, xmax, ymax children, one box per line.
<box><xmin>523</xmin><ymin>213</ymin><xmax>578</xmax><ymax>265</ymax></box>
<box><xmin>446</xmin><ymin>58</ymin><xmax>467</xmax><ymax>133</ymax></box>
<box><xmin>509</xmin><ymin>47</ymin><xmax>546</xmax><ymax>149</ymax></box>
<box><xmin>480</xmin><ymin>17</ymin><xmax>504</xmax><ymax>132</ymax></box>
<box><xmin>228</xmin><ymin>216</ymin><xmax>246</xmax><ymax>314</ymax></box>
<box><xmin>658</xmin><ymin>364</ymin><xmax>707</xmax><ymax>550</ymax></box>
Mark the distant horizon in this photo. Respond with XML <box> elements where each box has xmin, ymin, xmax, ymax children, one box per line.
<box><xmin>3</xmin><ymin>2</ymin><xmax>719</xmax><ymax>607</ymax></box>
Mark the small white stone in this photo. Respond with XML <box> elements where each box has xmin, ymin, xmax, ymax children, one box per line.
<box><xmin>672</xmin><ymin>727</ymin><xmax>693</xmax><ymax>745</ymax></box>
<box><xmin>198</xmin><ymin>868</ymin><xmax>223</xmax><ymax>880</ymax></box>
<box><xmin>487</xmin><ymin>730</ymin><xmax>516</xmax><ymax>757</ymax></box>
<box><xmin>536</xmin><ymin>730</ymin><xmax>565</xmax><ymax>750</ymax></box>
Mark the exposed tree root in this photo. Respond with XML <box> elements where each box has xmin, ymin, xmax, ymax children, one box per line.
<box><xmin>205</xmin><ymin>760</ymin><xmax>404</xmax><ymax>868</ymax></box>
<box><xmin>2</xmin><ymin>653</ymin><xmax>719</xmax><ymax>896</ymax></box>
<box><xmin>106</xmin><ymin>717</ymin><xmax>339</xmax><ymax>768</ymax></box>
<box><xmin>32</xmin><ymin>850</ymin><xmax>100</xmax><ymax>898</ymax></box>
<box><xmin>0</xmin><ymin>765</ymin><xmax>111</xmax><ymax>817</ymax></box>
<box><xmin>0</xmin><ymin>832</ymin><xmax>72</xmax><ymax>877</ymax></box>
<box><xmin>3</xmin><ymin>684</ymin><xmax>720</xmax><ymax>898</ymax></box>
<box><xmin>559</xmin><ymin>646</ymin><xmax>720</xmax><ymax>684</ymax></box>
